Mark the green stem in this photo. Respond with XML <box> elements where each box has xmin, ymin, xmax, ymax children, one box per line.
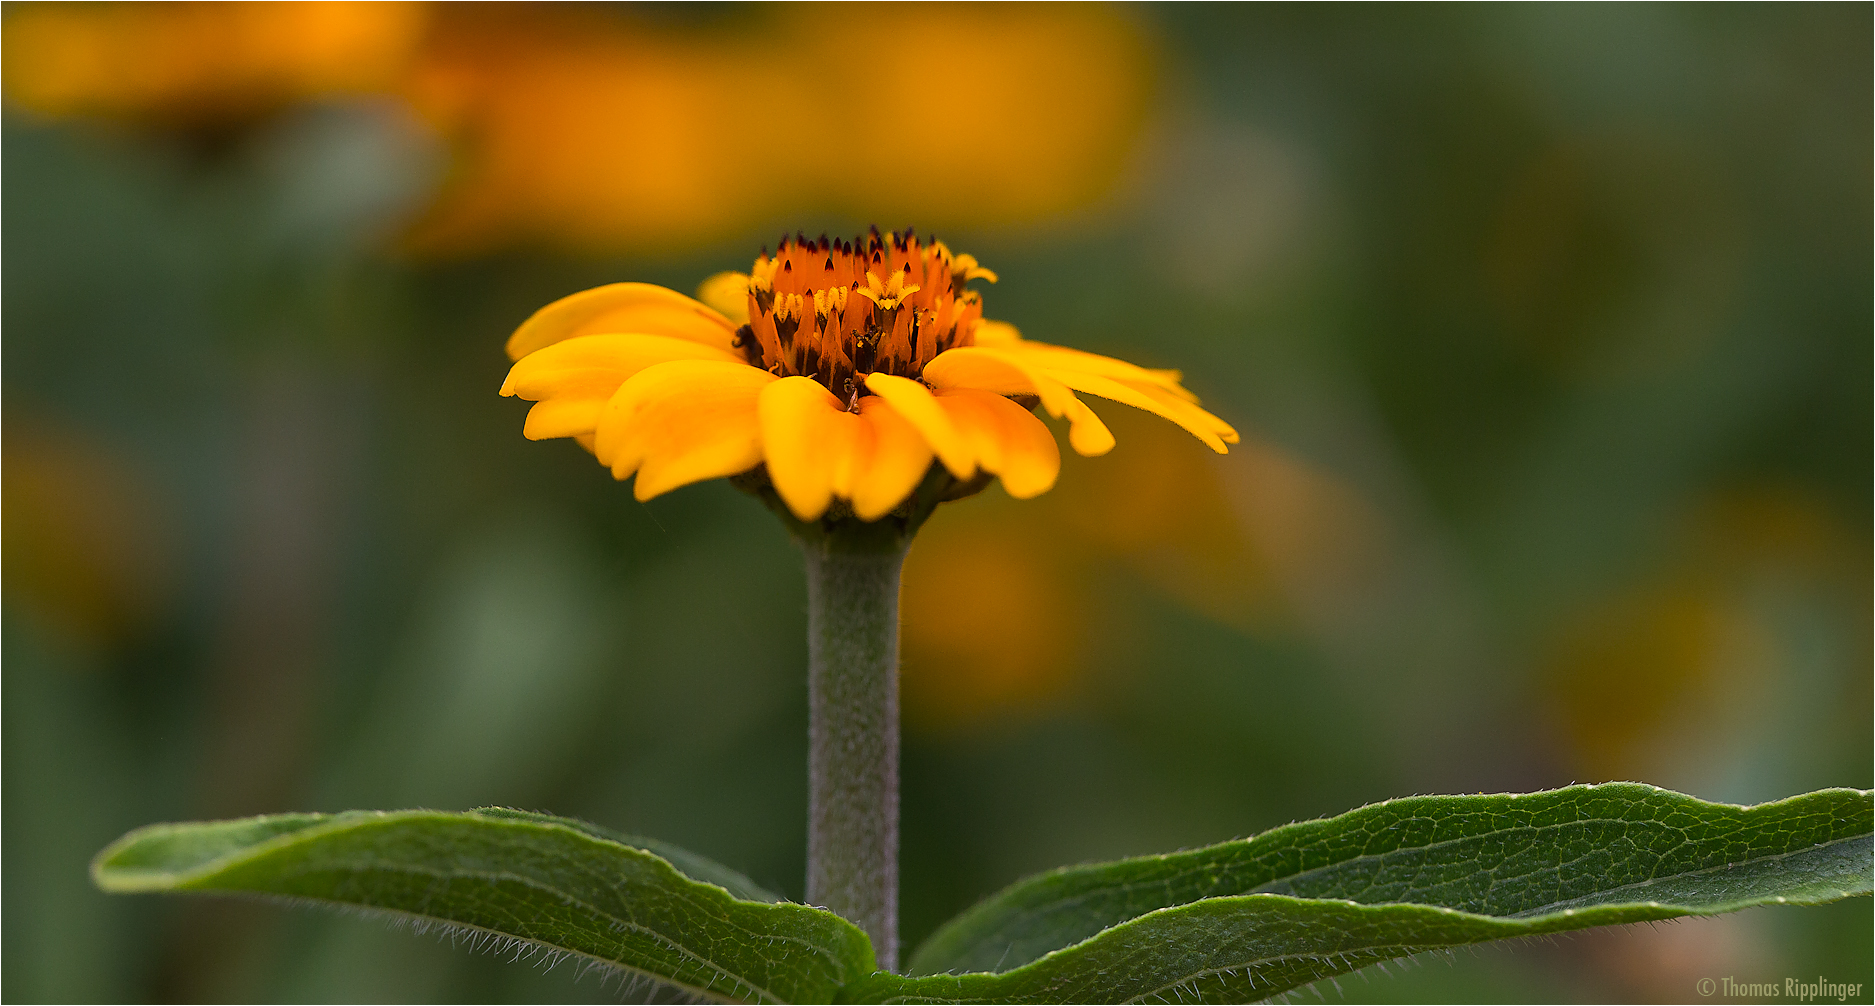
<box><xmin>802</xmin><ymin>537</ymin><xmax>907</xmax><ymax>973</ymax></box>
<box><xmin>738</xmin><ymin>462</ymin><xmax>954</xmax><ymax>971</ymax></box>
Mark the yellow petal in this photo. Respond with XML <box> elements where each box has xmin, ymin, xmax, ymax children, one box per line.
<box><xmin>970</xmin><ymin>320</ymin><xmax>1199</xmax><ymax>404</ymax></box>
<box><xmin>923</xmin><ymin>347</ymin><xmax>1114</xmax><ymax>456</ymax></box>
<box><xmin>863</xmin><ymin>372</ymin><xmax>974</xmax><ymax>479</ymax></box>
<box><xmin>934</xmin><ymin>388</ymin><xmax>1060</xmax><ymax>499</ymax></box>
<box><xmin>850</xmin><ymin>398</ymin><xmax>935</xmax><ymax>521</ymax></box>
<box><xmin>505</xmin><ymin>283</ymin><xmax>739</xmax><ymax>360</ymax></box>
<box><xmin>592</xmin><ymin>360</ymin><xmax>773</xmax><ymax>500</ymax></box>
<box><xmin>1130</xmin><ymin>380</ymin><xmax>1240</xmax><ymax>444</ymax></box>
<box><xmin>1040</xmin><ymin>368</ymin><xmax>1234</xmax><ymax>454</ymax></box>
<box><xmin>989</xmin><ymin>338</ymin><xmax>1198</xmax><ymax>402</ymax></box>
<box><xmin>522</xmin><ymin>398</ymin><xmax>607</xmax><ymax>440</ymax></box>
<box><xmin>759</xmin><ymin>376</ymin><xmax>863</xmax><ymax>522</ymax></box>
<box><xmin>501</xmin><ymin>333</ymin><xmax>744</xmax><ymax>440</ymax></box>
<box><xmin>972</xmin><ymin>319</ymin><xmax>1023</xmax><ymax>346</ymax></box>
<box><xmin>502</xmin><ymin>332</ymin><xmax>741</xmax><ymax>397</ymax></box>
<box><xmin>1060</xmin><ymin>400</ymin><xmax>1116</xmax><ymax>456</ymax></box>
<box><xmin>696</xmin><ymin>272</ymin><xmax>751</xmax><ymax>325</ymax></box>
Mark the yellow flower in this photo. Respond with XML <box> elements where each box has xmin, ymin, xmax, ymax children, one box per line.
<box><xmin>499</xmin><ymin>230</ymin><xmax>1238</xmax><ymax>523</ymax></box>
<box><xmin>4</xmin><ymin>4</ymin><xmax>1151</xmax><ymax>253</ymax></box>
<box><xmin>403</xmin><ymin>6</ymin><xmax>1154</xmax><ymax>254</ymax></box>
<box><xmin>2</xmin><ymin>2</ymin><xmax>426</xmax><ymax>123</ymax></box>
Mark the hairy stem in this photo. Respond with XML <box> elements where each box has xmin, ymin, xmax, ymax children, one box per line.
<box><xmin>803</xmin><ymin>538</ymin><xmax>907</xmax><ymax>972</ymax></box>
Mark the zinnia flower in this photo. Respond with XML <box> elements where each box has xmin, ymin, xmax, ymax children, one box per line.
<box><xmin>499</xmin><ymin>229</ymin><xmax>1238</xmax><ymax>523</ymax></box>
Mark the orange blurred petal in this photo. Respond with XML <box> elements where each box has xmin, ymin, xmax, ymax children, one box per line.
<box><xmin>404</xmin><ymin>6</ymin><xmax>1153</xmax><ymax>253</ymax></box>
<box><xmin>695</xmin><ymin>272</ymin><xmax>751</xmax><ymax>326</ymax></box>
<box><xmin>3</xmin><ymin>2</ymin><xmax>426</xmax><ymax>121</ymax></box>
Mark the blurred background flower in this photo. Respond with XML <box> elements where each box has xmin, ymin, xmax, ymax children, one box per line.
<box><xmin>401</xmin><ymin>4</ymin><xmax>1153</xmax><ymax>253</ymax></box>
<box><xmin>3</xmin><ymin>3</ymin><xmax>1868</xmax><ymax>1002</ymax></box>
<box><xmin>2</xmin><ymin>1</ymin><xmax>427</xmax><ymax>124</ymax></box>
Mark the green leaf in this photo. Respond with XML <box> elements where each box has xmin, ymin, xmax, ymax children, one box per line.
<box><xmin>470</xmin><ymin>806</ymin><xmax>783</xmax><ymax>904</ymax></box>
<box><xmin>93</xmin><ymin>808</ymin><xmax>874</xmax><ymax>1004</ymax></box>
<box><xmin>864</xmin><ymin>784</ymin><xmax>1871</xmax><ymax>1004</ymax></box>
<box><xmin>93</xmin><ymin>787</ymin><xmax>1872</xmax><ymax>1005</ymax></box>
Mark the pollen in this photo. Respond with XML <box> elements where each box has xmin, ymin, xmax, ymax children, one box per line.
<box><xmin>736</xmin><ymin>228</ymin><xmax>991</xmax><ymax>406</ymax></box>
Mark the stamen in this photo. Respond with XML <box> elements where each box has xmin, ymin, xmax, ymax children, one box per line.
<box><xmin>740</xmin><ymin>229</ymin><xmax>992</xmax><ymax>401</ymax></box>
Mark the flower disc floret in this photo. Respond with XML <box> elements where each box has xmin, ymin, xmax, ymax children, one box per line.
<box><xmin>500</xmin><ymin>229</ymin><xmax>1238</xmax><ymax>523</ymax></box>
<box><xmin>736</xmin><ymin>228</ymin><xmax>994</xmax><ymax>405</ymax></box>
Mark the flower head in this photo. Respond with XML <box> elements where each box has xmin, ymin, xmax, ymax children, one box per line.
<box><xmin>2</xmin><ymin>2</ymin><xmax>426</xmax><ymax>124</ymax></box>
<box><xmin>500</xmin><ymin>230</ymin><xmax>1237</xmax><ymax>525</ymax></box>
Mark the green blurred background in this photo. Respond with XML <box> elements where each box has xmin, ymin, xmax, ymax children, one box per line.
<box><xmin>3</xmin><ymin>3</ymin><xmax>1869</xmax><ymax>1002</ymax></box>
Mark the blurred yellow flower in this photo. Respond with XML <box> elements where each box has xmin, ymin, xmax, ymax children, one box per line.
<box><xmin>500</xmin><ymin>230</ymin><xmax>1237</xmax><ymax>522</ymax></box>
<box><xmin>1542</xmin><ymin>487</ymin><xmax>1871</xmax><ymax>784</ymax></box>
<box><xmin>902</xmin><ymin>522</ymin><xmax>1086</xmax><ymax>730</ymax></box>
<box><xmin>2</xmin><ymin>1</ymin><xmax>427</xmax><ymax>123</ymax></box>
<box><xmin>2</xmin><ymin>423</ymin><xmax>174</xmax><ymax>647</ymax></box>
<box><xmin>403</xmin><ymin>5</ymin><xmax>1154</xmax><ymax>253</ymax></box>
<box><xmin>3</xmin><ymin>4</ymin><xmax>1153</xmax><ymax>250</ymax></box>
<box><xmin>899</xmin><ymin>410</ymin><xmax>1392</xmax><ymax>730</ymax></box>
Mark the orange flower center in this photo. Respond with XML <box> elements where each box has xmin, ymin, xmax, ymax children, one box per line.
<box><xmin>736</xmin><ymin>228</ymin><xmax>997</xmax><ymax>406</ymax></box>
